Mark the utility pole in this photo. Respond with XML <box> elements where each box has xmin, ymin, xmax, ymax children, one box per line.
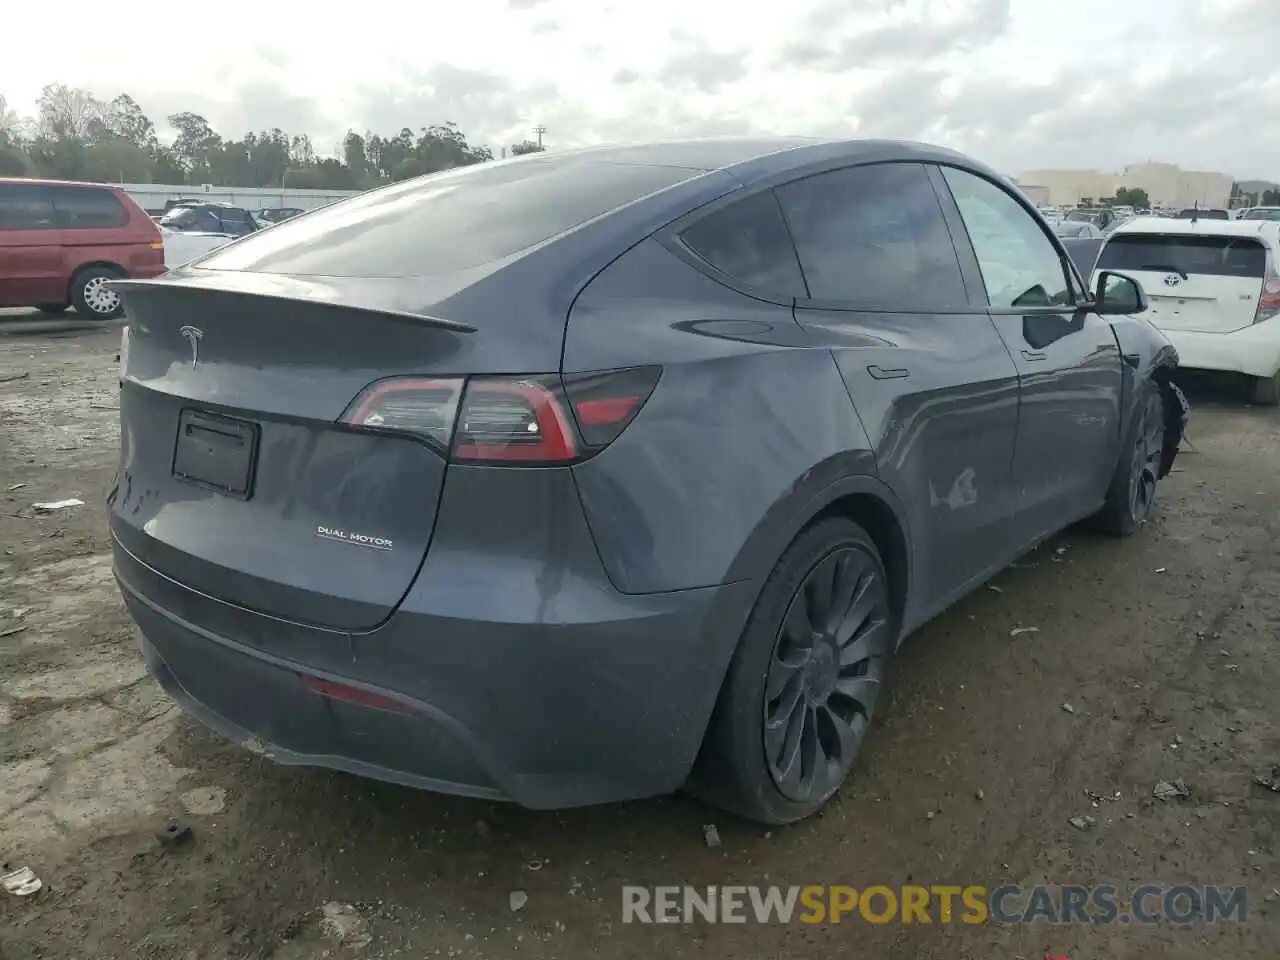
<box><xmin>533</xmin><ymin>125</ymin><xmax>547</xmax><ymax>149</ymax></box>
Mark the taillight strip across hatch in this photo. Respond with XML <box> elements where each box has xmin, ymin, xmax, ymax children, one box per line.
<box><xmin>338</xmin><ymin>366</ymin><xmax>662</xmax><ymax>465</ymax></box>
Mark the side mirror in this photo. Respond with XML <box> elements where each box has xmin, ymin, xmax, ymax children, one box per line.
<box><xmin>1092</xmin><ymin>270</ymin><xmax>1148</xmax><ymax>315</ymax></box>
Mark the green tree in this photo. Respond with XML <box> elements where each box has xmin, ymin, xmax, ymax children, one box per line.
<box><xmin>510</xmin><ymin>140</ymin><xmax>545</xmax><ymax>156</ymax></box>
<box><xmin>1113</xmin><ymin>186</ymin><xmax>1149</xmax><ymax>208</ymax></box>
<box><xmin>1263</xmin><ymin>188</ymin><xmax>1280</xmax><ymax>206</ymax></box>
<box><xmin>168</xmin><ymin>111</ymin><xmax>222</xmax><ymax>180</ymax></box>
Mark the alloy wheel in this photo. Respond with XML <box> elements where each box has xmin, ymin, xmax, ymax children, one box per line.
<box><xmin>1128</xmin><ymin>391</ymin><xmax>1165</xmax><ymax>522</ymax></box>
<box><xmin>763</xmin><ymin>545</ymin><xmax>892</xmax><ymax>803</ymax></box>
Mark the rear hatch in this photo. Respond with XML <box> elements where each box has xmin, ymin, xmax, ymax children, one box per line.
<box><xmin>111</xmin><ymin>275</ymin><xmax>500</xmax><ymax>632</ymax></box>
<box><xmin>110</xmin><ymin>154</ymin><xmax>711</xmax><ymax>633</ymax></box>
<box><xmin>1096</xmin><ymin>232</ymin><xmax>1268</xmax><ymax>333</ymax></box>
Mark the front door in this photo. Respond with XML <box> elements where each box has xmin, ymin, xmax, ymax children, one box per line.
<box><xmin>776</xmin><ymin>161</ymin><xmax>1021</xmax><ymax>619</ymax></box>
<box><xmin>933</xmin><ymin>165</ymin><xmax>1124</xmax><ymax>541</ymax></box>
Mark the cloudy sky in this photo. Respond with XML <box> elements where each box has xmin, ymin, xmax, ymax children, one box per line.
<box><xmin>3</xmin><ymin>0</ymin><xmax>1276</xmax><ymax>178</ymax></box>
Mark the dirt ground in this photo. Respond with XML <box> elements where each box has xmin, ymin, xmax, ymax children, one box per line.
<box><xmin>1</xmin><ymin>310</ymin><xmax>1277</xmax><ymax>960</ymax></box>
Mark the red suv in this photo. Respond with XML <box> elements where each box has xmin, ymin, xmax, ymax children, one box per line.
<box><xmin>0</xmin><ymin>178</ymin><xmax>166</xmax><ymax>320</ymax></box>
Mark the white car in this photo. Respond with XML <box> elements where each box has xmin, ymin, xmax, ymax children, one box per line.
<box><xmin>159</xmin><ymin>225</ymin><xmax>241</xmax><ymax>269</ymax></box>
<box><xmin>1092</xmin><ymin>216</ymin><xmax>1280</xmax><ymax>403</ymax></box>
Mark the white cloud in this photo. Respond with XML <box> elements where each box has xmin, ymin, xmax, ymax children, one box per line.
<box><xmin>3</xmin><ymin>0</ymin><xmax>1277</xmax><ymax>177</ymax></box>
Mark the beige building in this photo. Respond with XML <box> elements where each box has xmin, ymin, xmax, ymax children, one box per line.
<box><xmin>1019</xmin><ymin>162</ymin><xmax>1234</xmax><ymax>210</ymax></box>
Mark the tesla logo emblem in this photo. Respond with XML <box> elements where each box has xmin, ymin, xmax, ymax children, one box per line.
<box><xmin>179</xmin><ymin>325</ymin><xmax>203</xmax><ymax>369</ymax></box>
<box><xmin>1163</xmin><ymin>274</ymin><xmax>1182</xmax><ymax>287</ymax></box>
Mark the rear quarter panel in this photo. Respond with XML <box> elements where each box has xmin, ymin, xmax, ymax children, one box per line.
<box><xmin>565</xmin><ymin>237</ymin><xmax>879</xmax><ymax>595</ymax></box>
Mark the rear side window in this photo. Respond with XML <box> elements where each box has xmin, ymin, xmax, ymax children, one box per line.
<box><xmin>50</xmin><ymin>186</ymin><xmax>129</xmax><ymax>228</ymax></box>
<box><xmin>0</xmin><ymin>183</ymin><xmax>56</xmax><ymax>230</ymax></box>
<box><xmin>199</xmin><ymin>157</ymin><xmax>702</xmax><ymax>277</ymax></box>
<box><xmin>1098</xmin><ymin>234</ymin><xmax>1267</xmax><ymax>278</ymax></box>
<box><xmin>775</xmin><ymin>162</ymin><xmax>967</xmax><ymax>308</ymax></box>
<box><xmin>679</xmin><ymin>191</ymin><xmax>806</xmax><ymax>298</ymax></box>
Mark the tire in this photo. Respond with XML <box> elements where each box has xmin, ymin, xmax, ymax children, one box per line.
<box><xmin>70</xmin><ymin>266</ymin><xmax>124</xmax><ymax>320</ymax></box>
<box><xmin>35</xmin><ymin>303</ymin><xmax>69</xmax><ymax>315</ymax></box>
<box><xmin>690</xmin><ymin>517</ymin><xmax>896</xmax><ymax>824</ymax></box>
<box><xmin>1250</xmin><ymin>371</ymin><xmax>1280</xmax><ymax>406</ymax></box>
<box><xmin>1091</xmin><ymin>378</ymin><xmax>1166</xmax><ymax>536</ymax></box>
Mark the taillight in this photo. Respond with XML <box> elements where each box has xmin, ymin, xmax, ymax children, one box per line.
<box><xmin>340</xmin><ymin>377</ymin><xmax>464</xmax><ymax>451</ymax></box>
<box><xmin>339</xmin><ymin>367</ymin><xmax>660</xmax><ymax>465</ymax></box>
<box><xmin>563</xmin><ymin>366</ymin><xmax>662</xmax><ymax>449</ymax></box>
<box><xmin>453</xmin><ymin>375</ymin><xmax>579</xmax><ymax>464</ymax></box>
<box><xmin>1256</xmin><ymin>271</ymin><xmax>1280</xmax><ymax>324</ymax></box>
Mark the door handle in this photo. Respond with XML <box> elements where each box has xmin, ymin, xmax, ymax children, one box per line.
<box><xmin>1021</xmin><ymin>350</ymin><xmax>1047</xmax><ymax>362</ymax></box>
<box><xmin>1122</xmin><ymin>351</ymin><xmax>1140</xmax><ymax>369</ymax></box>
<box><xmin>867</xmin><ymin>364</ymin><xmax>910</xmax><ymax>380</ymax></box>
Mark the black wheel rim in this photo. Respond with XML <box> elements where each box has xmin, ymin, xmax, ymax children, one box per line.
<box><xmin>1128</xmin><ymin>391</ymin><xmax>1164</xmax><ymax>521</ymax></box>
<box><xmin>763</xmin><ymin>546</ymin><xmax>892</xmax><ymax>804</ymax></box>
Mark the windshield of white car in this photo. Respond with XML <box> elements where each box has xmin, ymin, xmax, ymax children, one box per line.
<box><xmin>1241</xmin><ymin>208</ymin><xmax>1280</xmax><ymax>221</ymax></box>
<box><xmin>1064</xmin><ymin>210</ymin><xmax>1100</xmax><ymax>222</ymax></box>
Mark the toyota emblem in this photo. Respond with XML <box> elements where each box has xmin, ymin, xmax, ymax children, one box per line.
<box><xmin>1163</xmin><ymin>274</ymin><xmax>1182</xmax><ymax>287</ymax></box>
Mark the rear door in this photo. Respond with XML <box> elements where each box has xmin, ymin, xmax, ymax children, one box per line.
<box><xmin>934</xmin><ymin>165</ymin><xmax>1123</xmax><ymax>539</ymax></box>
<box><xmin>779</xmin><ymin>161</ymin><xmax>1022</xmax><ymax>609</ymax></box>
<box><xmin>0</xmin><ymin>182</ymin><xmax>64</xmax><ymax>306</ymax></box>
<box><xmin>1095</xmin><ymin>231</ymin><xmax>1267</xmax><ymax>333</ymax></box>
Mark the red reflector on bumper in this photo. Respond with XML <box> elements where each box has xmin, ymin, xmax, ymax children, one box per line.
<box><xmin>301</xmin><ymin>676</ymin><xmax>412</xmax><ymax>714</ymax></box>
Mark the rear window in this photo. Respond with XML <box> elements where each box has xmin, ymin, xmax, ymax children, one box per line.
<box><xmin>1098</xmin><ymin>234</ymin><xmax>1267</xmax><ymax>278</ymax></box>
<box><xmin>0</xmin><ymin>183</ymin><xmax>56</xmax><ymax>230</ymax></box>
<box><xmin>1242</xmin><ymin>208</ymin><xmax>1280</xmax><ymax>222</ymax></box>
<box><xmin>679</xmin><ymin>191</ymin><xmax>806</xmax><ymax>298</ymax></box>
<box><xmin>50</xmin><ymin>186</ymin><xmax>129</xmax><ymax>228</ymax></box>
<box><xmin>1177</xmin><ymin>208</ymin><xmax>1229</xmax><ymax>220</ymax></box>
<box><xmin>199</xmin><ymin>157</ymin><xmax>702</xmax><ymax>277</ymax></box>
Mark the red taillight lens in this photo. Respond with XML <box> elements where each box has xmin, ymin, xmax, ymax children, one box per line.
<box><xmin>452</xmin><ymin>375</ymin><xmax>579</xmax><ymax>464</ymax></box>
<box><xmin>563</xmin><ymin>366</ymin><xmax>662</xmax><ymax>448</ymax></box>
<box><xmin>339</xmin><ymin>377</ymin><xmax>464</xmax><ymax>451</ymax></box>
<box><xmin>339</xmin><ymin>367</ymin><xmax>660</xmax><ymax>465</ymax></box>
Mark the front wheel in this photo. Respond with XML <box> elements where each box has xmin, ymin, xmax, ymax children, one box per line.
<box><xmin>1091</xmin><ymin>379</ymin><xmax>1165</xmax><ymax>536</ymax></box>
<box><xmin>691</xmin><ymin>517</ymin><xmax>895</xmax><ymax>824</ymax></box>
<box><xmin>71</xmin><ymin>266</ymin><xmax>124</xmax><ymax>320</ymax></box>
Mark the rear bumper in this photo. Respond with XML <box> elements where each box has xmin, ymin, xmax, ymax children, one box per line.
<box><xmin>1159</xmin><ymin>323</ymin><xmax>1280</xmax><ymax>379</ymax></box>
<box><xmin>114</xmin><ymin>537</ymin><xmax>755</xmax><ymax>809</ymax></box>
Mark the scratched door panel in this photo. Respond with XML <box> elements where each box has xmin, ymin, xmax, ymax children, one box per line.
<box><xmin>793</xmin><ymin>308</ymin><xmax>1020</xmax><ymax>620</ymax></box>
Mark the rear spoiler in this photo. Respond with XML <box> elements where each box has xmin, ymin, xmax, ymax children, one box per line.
<box><xmin>109</xmin><ymin>275</ymin><xmax>478</xmax><ymax>334</ymax></box>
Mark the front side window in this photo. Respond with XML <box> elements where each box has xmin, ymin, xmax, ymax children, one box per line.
<box><xmin>775</xmin><ymin>162</ymin><xmax>967</xmax><ymax>309</ymax></box>
<box><xmin>679</xmin><ymin>190</ymin><xmax>806</xmax><ymax>298</ymax></box>
<box><xmin>942</xmin><ymin>167</ymin><xmax>1073</xmax><ymax>309</ymax></box>
<box><xmin>0</xmin><ymin>184</ymin><xmax>56</xmax><ymax>230</ymax></box>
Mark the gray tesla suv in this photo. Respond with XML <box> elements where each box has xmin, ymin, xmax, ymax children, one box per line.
<box><xmin>110</xmin><ymin>138</ymin><xmax>1188</xmax><ymax>824</ymax></box>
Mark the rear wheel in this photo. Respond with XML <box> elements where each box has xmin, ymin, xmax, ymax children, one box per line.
<box><xmin>1250</xmin><ymin>371</ymin><xmax>1280</xmax><ymax>406</ymax></box>
<box><xmin>36</xmin><ymin>303</ymin><xmax>69</xmax><ymax>315</ymax></box>
<box><xmin>692</xmin><ymin>517</ymin><xmax>895</xmax><ymax>824</ymax></box>
<box><xmin>71</xmin><ymin>266</ymin><xmax>124</xmax><ymax>320</ymax></box>
<box><xmin>1091</xmin><ymin>379</ymin><xmax>1165</xmax><ymax>536</ymax></box>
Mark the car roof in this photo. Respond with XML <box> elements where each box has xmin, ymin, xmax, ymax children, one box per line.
<box><xmin>1110</xmin><ymin>215</ymin><xmax>1280</xmax><ymax>252</ymax></box>
<box><xmin>493</xmin><ymin>136</ymin><xmax>995</xmax><ymax>183</ymax></box>
<box><xmin>1114</xmin><ymin>215</ymin><xmax>1280</xmax><ymax>237</ymax></box>
<box><xmin>0</xmin><ymin>176</ymin><xmax>123</xmax><ymax>190</ymax></box>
